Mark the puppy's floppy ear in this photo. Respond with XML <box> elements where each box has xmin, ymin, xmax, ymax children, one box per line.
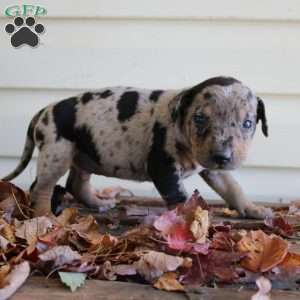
<box><xmin>256</xmin><ymin>97</ymin><xmax>268</xmax><ymax>137</ymax></box>
<box><xmin>170</xmin><ymin>89</ymin><xmax>190</xmax><ymax>126</ymax></box>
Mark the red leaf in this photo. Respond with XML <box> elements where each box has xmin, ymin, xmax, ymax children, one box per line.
<box><xmin>264</xmin><ymin>216</ymin><xmax>294</xmax><ymax>237</ymax></box>
<box><xmin>154</xmin><ymin>191</ymin><xmax>209</xmax><ymax>252</ymax></box>
<box><xmin>181</xmin><ymin>250</ymin><xmax>244</xmax><ymax>285</ymax></box>
<box><xmin>167</xmin><ymin>223</ymin><xmax>194</xmax><ymax>251</ymax></box>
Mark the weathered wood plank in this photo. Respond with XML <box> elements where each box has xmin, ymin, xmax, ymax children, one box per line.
<box><xmin>11</xmin><ymin>276</ymin><xmax>300</xmax><ymax>300</ymax></box>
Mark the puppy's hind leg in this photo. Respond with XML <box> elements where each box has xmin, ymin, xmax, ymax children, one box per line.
<box><xmin>31</xmin><ymin>140</ymin><xmax>73</xmax><ymax>217</ymax></box>
<box><xmin>66</xmin><ymin>166</ymin><xmax>116</xmax><ymax>211</ymax></box>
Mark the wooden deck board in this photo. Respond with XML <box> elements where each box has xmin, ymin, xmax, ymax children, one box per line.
<box><xmin>8</xmin><ymin>197</ymin><xmax>300</xmax><ymax>299</ymax></box>
<box><xmin>11</xmin><ymin>277</ymin><xmax>300</xmax><ymax>300</ymax></box>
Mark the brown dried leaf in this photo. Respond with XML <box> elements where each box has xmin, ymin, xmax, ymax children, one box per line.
<box><xmin>220</xmin><ymin>208</ymin><xmax>239</xmax><ymax>218</ymax></box>
<box><xmin>39</xmin><ymin>245</ymin><xmax>81</xmax><ymax>267</ymax></box>
<box><xmin>0</xmin><ymin>265</ymin><xmax>11</xmax><ymax>288</ymax></box>
<box><xmin>190</xmin><ymin>207</ymin><xmax>209</xmax><ymax>243</ymax></box>
<box><xmin>0</xmin><ymin>222</ymin><xmax>16</xmax><ymax>243</ymax></box>
<box><xmin>182</xmin><ymin>250</ymin><xmax>244</xmax><ymax>285</ymax></box>
<box><xmin>211</xmin><ymin>231</ymin><xmax>235</xmax><ymax>251</ymax></box>
<box><xmin>264</xmin><ymin>215</ymin><xmax>294</xmax><ymax>236</ymax></box>
<box><xmin>154</xmin><ymin>272</ymin><xmax>184</xmax><ymax>291</ymax></box>
<box><xmin>56</xmin><ymin>208</ymin><xmax>78</xmax><ymax>226</ymax></box>
<box><xmin>71</xmin><ymin>215</ymin><xmax>102</xmax><ymax>242</ymax></box>
<box><xmin>278</xmin><ymin>252</ymin><xmax>300</xmax><ymax>269</ymax></box>
<box><xmin>112</xmin><ymin>264</ymin><xmax>137</xmax><ymax>276</ymax></box>
<box><xmin>236</xmin><ymin>230</ymin><xmax>288</xmax><ymax>272</ymax></box>
<box><xmin>135</xmin><ymin>251</ymin><xmax>192</xmax><ymax>281</ymax></box>
<box><xmin>98</xmin><ymin>261</ymin><xmax>117</xmax><ymax>280</ymax></box>
<box><xmin>0</xmin><ymin>261</ymin><xmax>30</xmax><ymax>300</ymax></box>
<box><xmin>0</xmin><ymin>235</ymin><xmax>10</xmax><ymax>252</ymax></box>
<box><xmin>15</xmin><ymin>216</ymin><xmax>55</xmax><ymax>245</ymax></box>
<box><xmin>38</xmin><ymin>226</ymin><xmax>67</xmax><ymax>246</ymax></box>
<box><xmin>0</xmin><ymin>181</ymin><xmax>30</xmax><ymax>219</ymax></box>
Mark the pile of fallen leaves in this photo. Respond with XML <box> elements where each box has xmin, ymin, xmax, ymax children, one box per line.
<box><xmin>0</xmin><ymin>181</ymin><xmax>300</xmax><ymax>298</ymax></box>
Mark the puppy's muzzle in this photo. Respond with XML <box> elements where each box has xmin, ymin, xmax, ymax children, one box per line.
<box><xmin>212</xmin><ymin>153</ymin><xmax>231</xmax><ymax>165</ymax></box>
<box><xmin>210</xmin><ymin>150</ymin><xmax>232</xmax><ymax>168</ymax></box>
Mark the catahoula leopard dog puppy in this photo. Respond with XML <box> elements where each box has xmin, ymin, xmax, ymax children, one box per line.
<box><xmin>2</xmin><ymin>76</ymin><xmax>272</xmax><ymax>218</ymax></box>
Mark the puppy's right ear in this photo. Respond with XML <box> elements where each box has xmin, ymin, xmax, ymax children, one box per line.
<box><xmin>170</xmin><ymin>90</ymin><xmax>186</xmax><ymax>124</ymax></box>
<box><xmin>256</xmin><ymin>97</ymin><xmax>268</xmax><ymax>137</ymax></box>
<box><xmin>170</xmin><ymin>89</ymin><xmax>195</xmax><ymax>129</ymax></box>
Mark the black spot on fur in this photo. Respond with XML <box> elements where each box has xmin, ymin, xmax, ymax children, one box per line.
<box><xmin>51</xmin><ymin>185</ymin><xmax>68</xmax><ymax>215</ymax></box>
<box><xmin>114</xmin><ymin>166</ymin><xmax>120</xmax><ymax>175</ymax></box>
<box><xmin>147</xmin><ymin>122</ymin><xmax>186</xmax><ymax>205</ymax></box>
<box><xmin>117</xmin><ymin>91</ymin><xmax>139</xmax><ymax>122</ymax></box>
<box><xmin>81</xmin><ymin>92</ymin><xmax>93</xmax><ymax>104</ymax></box>
<box><xmin>204</xmin><ymin>92</ymin><xmax>212</xmax><ymax>99</ymax></box>
<box><xmin>75</xmin><ymin>125</ymin><xmax>101</xmax><ymax>164</ymax></box>
<box><xmin>27</xmin><ymin>108</ymin><xmax>45</xmax><ymax>141</ymax></box>
<box><xmin>35</xmin><ymin>128</ymin><xmax>45</xmax><ymax>149</ymax></box>
<box><xmin>53</xmin><ymin>97</ymin><xmax>77</xmax><ymax>141</ymax></box>
<box><xmin>35</xmin><ymin>129</ymin><xmax>44</xmax><ymax>141</ymax></box>
<box><xmin>247</xmin><ymin>91</ymin><xmax>253</xmax><ymax>100</ymax></box>
<box><xmin>41</xmin><ymin>112</ymin><xmax>49</xmax><ymax>125</ymax></box>
<box><xmin>175</xmin><ymin>141</ymin><xmax>188</xmax><ymax>155</ymax></box>
<box><xmin>150</xmin><ymin>108</ymin><xmax>154</xmax><ymax>115</ymax></box>
<box><xmin>174</xmin><ymin>76</ymin><xmax>240</xmax><ymax>128</ymax></box>
<box><xmin>149</xmin><ymin>90</ymin><xmax>164</xmax><ymax>102</ymax></box>
<box><xmin>122</xmin><ymin>125</ymin><xmax>128</xmax><ymax>132</ymax></box>
<box><xmin>98</xmin><ymin>90</ymin><xmax>113</xmax><ymax>98</ymax></box>
<box><xmin>130</xmin><ymin>162</ymin><xmax>137</xmax><ymax>174</ymax></box>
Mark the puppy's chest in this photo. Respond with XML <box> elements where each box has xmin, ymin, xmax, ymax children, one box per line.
<box><xmin>178</xmin><ymin>161</ymin><xmax>203</xmax><ymax>179</ymax></box>
<box><xmin>174</xmin><ymin>147</ymin><xmax>204</xmax><ymax>178</ymax></box>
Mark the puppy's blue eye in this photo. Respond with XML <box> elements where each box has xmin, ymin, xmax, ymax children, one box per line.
<box><xmin>243</xmin><ymin>120</ymin><xmax>252</xmax><ymax>129</ymax></box>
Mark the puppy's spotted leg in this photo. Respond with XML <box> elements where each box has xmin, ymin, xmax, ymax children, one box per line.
<box><xmin>149</xmin><ymin>170</ymin><xmax>188</xmax><ymax>207</ymax></box>
<box><xmin>31</xmin><ymin>140</ymin><xmax>73</xmax><ymax>217</ymax></box>
<box><xmin>200</xmin><ymin>170</ymin><xmax>273</xmax><ymax>219</ymax></box>
<box><xmin>147</xmin><ymin>122</ymin><xmax>188</xmax><ymax>206</ymax></box>
<box><xmin>66</xmin><ymin>166</ymin><xmax>116</xmax><ymax>211</ymax></box>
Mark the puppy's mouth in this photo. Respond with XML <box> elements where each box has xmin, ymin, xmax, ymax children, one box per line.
<box><xmin>214</xmin><ymin>163</ymin><xmax>235</xmax><ymax>171</ymax></box>
<box><xmin>199</xmin><ymin>157</ymin><xmax>237</xmax><ymax>171</ymax></box>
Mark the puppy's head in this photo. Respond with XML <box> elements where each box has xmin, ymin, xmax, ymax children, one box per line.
<box><xmin>172</xmin><ymin>76</ymin><xmax>268</xmax><ymax>170</ymax></box>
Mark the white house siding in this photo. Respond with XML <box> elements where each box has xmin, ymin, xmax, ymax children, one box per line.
<box><xmin>0</xmin><ymin>0</ymin><xmax>300</xmax><ymax>202</ymax></box>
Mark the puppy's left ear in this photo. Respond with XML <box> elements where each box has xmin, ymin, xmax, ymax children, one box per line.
<box><xmin>256</xmin><ymin>97</ymin><xmax>268</xmax><ymax>137</ymax></box>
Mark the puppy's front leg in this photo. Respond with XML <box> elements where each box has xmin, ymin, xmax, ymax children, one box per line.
<box><xmin>200</xmin><ymin>170</ymin><xmax>272</xmax><ymax>219</ymax></box>
<box><xmin>148</xmin><ymin>162</ymin><xmax>187</xmax><ymax>206</ymax></box>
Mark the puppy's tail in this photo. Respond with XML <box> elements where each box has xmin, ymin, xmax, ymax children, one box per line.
<box><xmin>1</xmin><ymin>111</ymin><xmax>41</xmax><ymax>181</ymax></box>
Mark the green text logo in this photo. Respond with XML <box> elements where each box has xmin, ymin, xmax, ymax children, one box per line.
<box><xmin>5</xmin><ymin>4</ymin><xmax>47</xmax><ymax>17</ymax></box>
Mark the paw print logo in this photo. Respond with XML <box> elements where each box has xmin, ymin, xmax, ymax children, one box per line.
<box><xmin>5</xmin><ymin>16</ymin><xmax>45</xmax><ymax>48</ymax></box>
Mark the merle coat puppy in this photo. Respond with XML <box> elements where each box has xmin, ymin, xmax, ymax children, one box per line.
<box><xmin>2</xmin><ymin>76</ymin><xmax>272</xmax><ymax>218</ymax></box>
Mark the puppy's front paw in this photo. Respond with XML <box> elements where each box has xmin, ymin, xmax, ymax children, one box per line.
<box><xmin>96</xmin><ymin>198</ymin><xmax>117</xmax><ymax>212</ymax></box>
<box><xmin>243</xmin><ymin>203</ymin><xmax>273</xmax><ymax>219</ymax></box>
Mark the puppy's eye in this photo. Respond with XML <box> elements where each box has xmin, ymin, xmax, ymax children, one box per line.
<box><xmin>243</xmin><ymin>120</ymin><xmax>253</xmax><ymax>129</ymax></box>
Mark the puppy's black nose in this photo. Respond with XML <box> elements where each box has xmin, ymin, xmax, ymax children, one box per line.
<box><xmin>212</xmin><ymin>154</ymin><xmax>231</xmax><ymax>165</ymax></box>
